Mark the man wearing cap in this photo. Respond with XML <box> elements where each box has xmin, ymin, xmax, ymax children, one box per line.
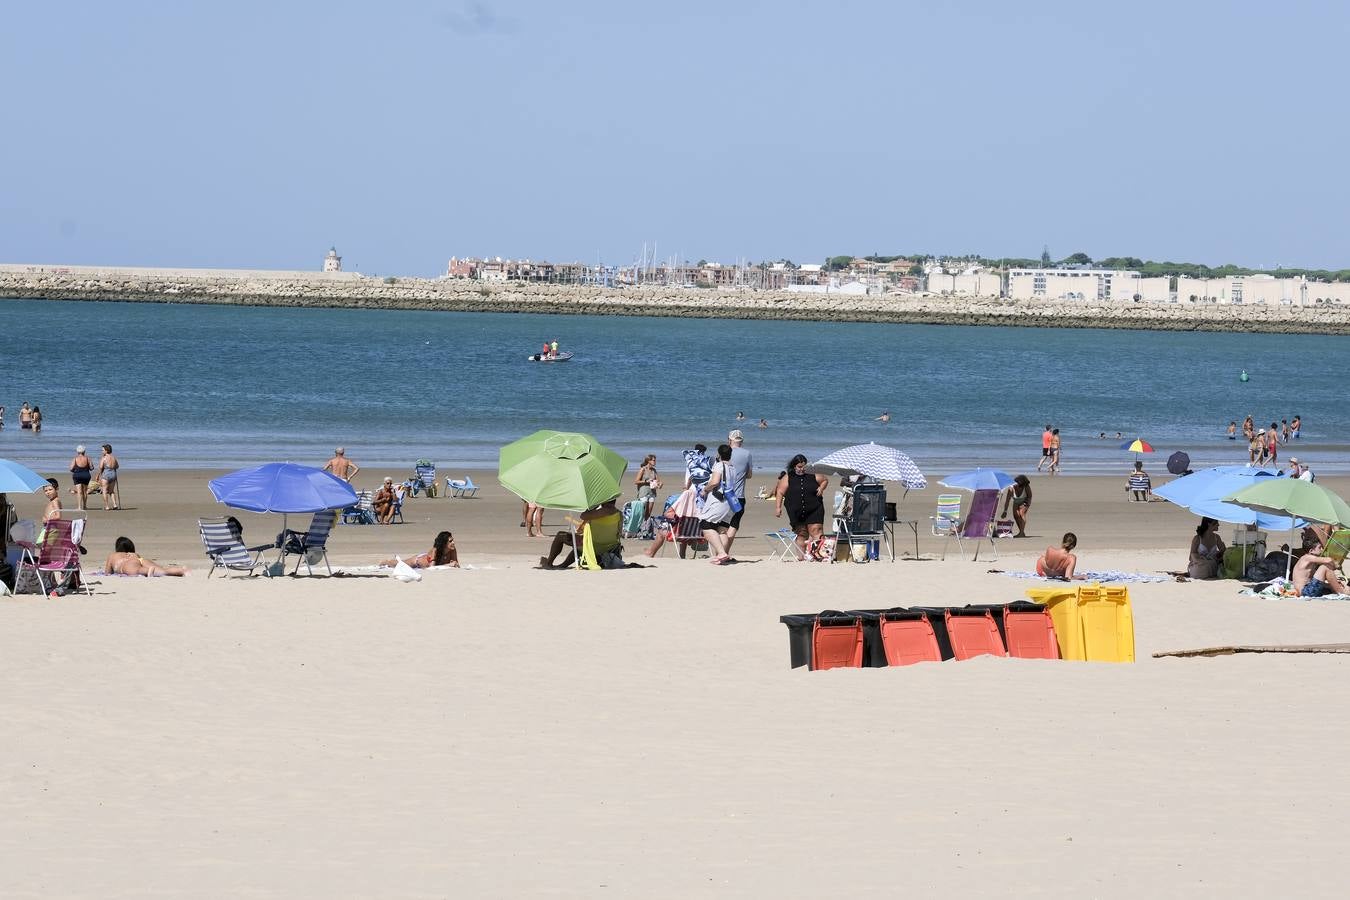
<box><xmin>325</xmin><ymin>447</ymin><xmax>361</xmax><ymax>483</ymax></box>
<box><xmin>1290</xmin><ymin>457</ymin><xmax>1316</xmax><ymax>483</ymax></box>
<box><xmin>724</xmin><ymin>429</ymin><xmax>754</xmax><ymax>556</ymax></box>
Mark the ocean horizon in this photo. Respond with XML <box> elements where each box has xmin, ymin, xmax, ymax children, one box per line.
<box><xmin>2</xmin><ymin>297</ymin><xmax>1345</xmax><ymax>478</ymax></box>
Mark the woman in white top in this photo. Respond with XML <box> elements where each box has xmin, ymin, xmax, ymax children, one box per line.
<box><xmin>699</xmin><ymin>444</ymin><xmax>735</xmax><ymax>565</ymax></box>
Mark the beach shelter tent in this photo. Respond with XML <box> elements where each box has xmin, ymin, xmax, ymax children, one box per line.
<box><xmin>498</xmin><ymin>430</ymin><xmax>627</xmax><ymax>511</ymax></box>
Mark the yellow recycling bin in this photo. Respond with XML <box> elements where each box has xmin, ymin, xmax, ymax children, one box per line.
<box><xmin>1025</xmin><ymin>584</ymin><xmax>1135</xmax><ymax>663</ymax></box>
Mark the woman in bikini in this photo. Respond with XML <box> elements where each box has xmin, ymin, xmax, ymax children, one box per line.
<box><xmin>1187</xmin><ymin>517</ymin><xmax>1226</xmax><ymax>579</ymax></box>
<box><xmin>1037</xmin><ymin>532</ymin><xmax>1082</xmax><ymax>579</ymax></box>
<box><xmin>105</xmin><ymin>536</ymin><xmax>189</xmax><ymax>576</ymax></box>
<box><xmin>381</xmin><ymin>530</ymin><xmax>459</xmax><ymax>569</ymax></box>
<box><xmin>69</xmin><ymin>445</ymin><xmax>93</xmax><ymax>511</ymax></box>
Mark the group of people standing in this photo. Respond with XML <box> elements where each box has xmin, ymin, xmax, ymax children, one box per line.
<box><xmin>0</xmin><ymin>401</ymin><xmax>45</xmax><ymax>432</ymax></box>
<box><xmin>1228</xmin><ymin>415</ymin><xmax>1301</xmax><ymax>466</ymax></box>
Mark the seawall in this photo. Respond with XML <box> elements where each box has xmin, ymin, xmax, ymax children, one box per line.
<box><xmin>4</xmin><ymin>265</ymin><xmax>1349</xmax><ymax>334</ymax></box>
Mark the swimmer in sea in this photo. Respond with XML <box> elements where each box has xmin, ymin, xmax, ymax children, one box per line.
<box><xmin>758</xmin><ymin>418</ymin><xmax>768</xmax><ymax>429</ymax></box>
<box><xmin>876</xmin><ymin>411</ymin><xmax>891</xmax><ymax>423</ymax></box>
<box><xmin>736</xmin><ymin>411</ymin><xmax>745</xmax><ymax>421</ymax></box>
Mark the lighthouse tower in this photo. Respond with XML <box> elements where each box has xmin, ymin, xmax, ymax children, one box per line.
<box><xmin>323</xmin><ymin>246</ymin><xmax>342</xmax><ymax>272</ymax></box>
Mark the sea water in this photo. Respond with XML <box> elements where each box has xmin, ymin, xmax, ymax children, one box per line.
<box><xmin>1</xmin><ymin>297</ymin><xmax>1345</xmax><ymax>476</ymax></box>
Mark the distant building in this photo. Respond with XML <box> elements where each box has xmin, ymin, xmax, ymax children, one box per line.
<box><xmin>323</xmin><ymin>247</ymin><xmax>342</xmax><ymax>272</ymax></box>
<box><xmin>1007</xmin><ymin>268</ymin><xmax>1155</xmax><ymax>302</ymax></box>
<box><xmin>446</xmin><ymin>257</ymin><xmax>475</xmax><ymax>279</ymax></box>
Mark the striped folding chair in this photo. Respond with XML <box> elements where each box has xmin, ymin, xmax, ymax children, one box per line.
<box><xmin>199</xmin><ymin>517</ymin><xmax>272</xmax><ymax>578</ymax></box>
<box><xmin>930</xmin><ymin>493</ymin><xmax>962</xmax><ymax>537</ymax></box>
<box><xmin>279</xmin><ymin>510</ymin><xmax>337</xmax><ymax>576</ymax></box>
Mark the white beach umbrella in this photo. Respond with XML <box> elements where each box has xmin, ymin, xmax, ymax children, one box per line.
<box><xmin>811</xmin><ymin>442</ymin><xmax>927</xmax><ymax>490</ymax></box>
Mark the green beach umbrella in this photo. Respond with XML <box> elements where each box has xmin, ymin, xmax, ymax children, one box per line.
<box><xmin>1222</xmin><ymin>479</ymin><xmax>1350</xmax><ymax>527</ymax></box>
<box><xmin>498</xmin><ymin>430</ymin><xmax>627</xmax><ymax>511</ymax></box>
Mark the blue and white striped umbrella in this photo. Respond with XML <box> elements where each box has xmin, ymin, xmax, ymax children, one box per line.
<box><xmin>811</xmin><ymin>442</ymin><xmax>927</xmax><ymax>490</ymax></box>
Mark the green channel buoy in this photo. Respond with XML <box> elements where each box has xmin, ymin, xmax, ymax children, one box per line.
<box><xmin>1240</xmin><ymin>370</ymin><xmax>1249</xmax><ymax>382</ymax></box>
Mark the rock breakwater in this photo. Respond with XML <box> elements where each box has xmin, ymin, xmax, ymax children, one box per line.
<box><xmin>3</xmin><ymin>266</ymin><xmax>1349</xmax><ymax>334</ymax></box>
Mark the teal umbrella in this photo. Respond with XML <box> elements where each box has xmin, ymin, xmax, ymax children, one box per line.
<box><xmin>498</xmin><ymin>430</ymin><xmax>627</xmax><ymax>511</ymax></box>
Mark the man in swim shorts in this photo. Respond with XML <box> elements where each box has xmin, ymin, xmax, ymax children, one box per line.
<box><xmin>1036</xmin><ymin>424</ymin><xmax>1052</xmax><ymax>472</ymax></box>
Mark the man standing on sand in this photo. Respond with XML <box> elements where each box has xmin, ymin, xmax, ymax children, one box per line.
<box><xmin>1036</xmin><ymin>424</ymin><xmax>1053</xmax><ymax>472</ymax></box>
<box><xmin>723</xmin><ymin>429</ymin><xmax>754</xmax><ymax>557</ymax></box>
<box><xmin>324</xmin><ymin>447</ymin><xmax>361</xmax><ymax>483</ymax></box>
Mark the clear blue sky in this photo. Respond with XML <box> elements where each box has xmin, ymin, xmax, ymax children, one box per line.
<box><xmin>3</xmin><ymin>0</ymin><xmax>1346</xmax><ymax>275</ymax></box>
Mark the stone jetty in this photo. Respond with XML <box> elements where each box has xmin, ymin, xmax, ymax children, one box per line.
<box><xmin>3</xmin><ymin>265</ymin><xmax>1349</xmax><ymax>334</ymax></box>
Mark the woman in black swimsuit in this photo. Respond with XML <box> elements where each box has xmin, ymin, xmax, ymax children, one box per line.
<box><xmin>69</xmin><ymin>444</ymin><xmax>93</xmax><ymax>511</ymax></box>
<box><xmin>774</xmin><ymin>453</ymin><xmax>829</xmax><ymax>559</ymax></box>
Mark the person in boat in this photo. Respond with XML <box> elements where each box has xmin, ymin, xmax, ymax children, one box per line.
<box><xmin>550</xmin><ymin>340</ymin><xmax>559</xmax><ymax>358</ymax></box>
<box><xmin>541</xmin><ymin>341</ymin><xmax>551</xmax><ymax>359</ymax></box>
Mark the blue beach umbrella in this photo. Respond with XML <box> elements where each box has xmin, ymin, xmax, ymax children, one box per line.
<box><xmin>939</xmin><ymin>467</ymin><xmax>1015</xmax><ymax>493</ymax></box>
<box><xmin>1153</xmin><ymin>465</ymin><xmax>1300</xmax><ymax>530</ymax></box>
<box><xmin>0</xmin><ymin>458</ymin><xmax>50</xmax><ymax>494</ymax></box>
<box><xmin>209</xmin><ymin>463</ymin><xmax>358</xmax><ymax>515</ymax></box>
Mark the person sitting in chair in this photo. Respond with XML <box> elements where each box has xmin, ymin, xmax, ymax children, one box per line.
<box><xmin>540</xmin><ymin>497</ymin><xmax>620</xmax><ymax>569</ymax></box>
<box><xmin>373</xmin><ymin>477</ymin><xmax>397</xmax><ymax>525</ymax></box>
<box><xmin>1037</xmin><ymin>532</ymin><xmax>1083</xmax><ymax>580</ymax></box>
<box><xmin>1126</xmin><ymin>461</ymin><xmax>1152</xmax><ymax>501</ymax></box>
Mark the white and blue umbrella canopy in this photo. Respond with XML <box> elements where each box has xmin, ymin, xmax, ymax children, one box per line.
<box><xmin>1153</xmin><ymin>465</ymin><xmax>1301</xmax><ymax>530</ymax></box>
<box><xmin>208</xmin><ymin>463</ymin><xmax>358</xmax><ymax>514</ymax></box>
<box><xmin>0</xmin><ymin>458</ymin><xmax>50</xmax><ymax>493</ymax></box>
<box><xmin>939</xmin><ymin>467</ymin><xmax>1015</xmax><ymax>493</ymax></box>
<box><xmin>811</xmin><ymin>442</ymin><xmax>927</xmax><ymax>490</ymax></box>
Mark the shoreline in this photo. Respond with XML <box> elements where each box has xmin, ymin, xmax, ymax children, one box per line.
<box><xmin>6</xmin><ymin>266</ymin><xmax>1350</xmax><ymax>334</ymax></box>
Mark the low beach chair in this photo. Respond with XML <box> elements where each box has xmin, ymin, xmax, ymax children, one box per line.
<box><xmin>942</xmin><ymin>489</ymin><xmax>1000</xmax><ymax>561</ymax></box>
<box><xmin>407</xmin><ymin>461</ymin><xmax>438</xmax><ymax>498</ymax></box>
<box><xmin>342</xmin><ymin>490</ymin><xmax>375</xmax><ymax>525</ymax></box>
<box><xmin>764</xmin><ymin>528</ymin><xmax>799</xmax><ymax>561</ymax></box>
<box><xmin>16</xmin><ymin>519</ymin><xmax>92</xmax><ymax>595</ymax></box>
<box><xmin>199</xmin><ymin>517</ymin><xmax>272</xmax><ymax>578</ymax></box>
<box><xmin>670</xmin><ymin>515</ymin><xmax>708</xmax><ymax>559</ymax></box>
<box><xmin>279</xmin><ymin>510</ymin><xmax>336</xmax><ymax>576</ymax></box>
<box><xmin>446</xmin><ymin>476</ymin><xmax>479</xmax><ymax>499</ymax></box>
<box><xmin>930</xmin><ymin>494</ymin><xmax>962</xmax><ymax>537</ymax></box>
<box><xmin>1126</xmin><ymin>472</ymin><xmax>1152</xmax><ymax>501</ymax></box>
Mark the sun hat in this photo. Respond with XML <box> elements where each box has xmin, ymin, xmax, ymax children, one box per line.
<box><xmin>729</xmin><ymin>429</ymin><xmax>744</xmax><ymax>442</ymax></box>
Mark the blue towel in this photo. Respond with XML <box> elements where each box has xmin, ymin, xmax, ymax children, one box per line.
<box><xmin>999</xmin><ymin>570</ymin><xmax>1168</xmax><ymax>584</ymax></box>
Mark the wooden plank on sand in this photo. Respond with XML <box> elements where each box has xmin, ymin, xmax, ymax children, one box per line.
<box><xmin>1153</xmin><ymin>643</ymin><xmax>1350</xmax><ymax>659</ymax></box>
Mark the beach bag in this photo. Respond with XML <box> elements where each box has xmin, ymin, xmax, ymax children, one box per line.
<box><xmin>994</xmin><ymin>519</ymin><xmax>1015</xmax><ymax>538</ymax></box>
<box><xmin>598</xmin><ymin>545</ymin><xmax>626</xmax><ymax>570</ymax></box>
<box><xmin>392</xmin><ymin>557</ymin><xmax>422</xmax><ymax>582</ymax></box>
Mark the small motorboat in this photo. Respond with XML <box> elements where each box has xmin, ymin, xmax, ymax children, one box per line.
<box><xmin>527</xmin><ymin>351</ymin><xmax>573</xmax><ymax>362</ymax></box>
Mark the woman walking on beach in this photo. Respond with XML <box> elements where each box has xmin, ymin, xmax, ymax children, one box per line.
<box><xmin>69</xmin><ymin>445</ymin><xmax>93</xmax><ymax>511</ymax></box>
<box><xmin>1000</xmin><ymin>475</ymin><xmax>1032</xmax><ymax>538</ymax></box>
<box><xmin>97</xmin><ymin>444</ymin><xmax>121</xmax><ymax>510</ymax></box>
<box><xmin>1048</xmin><ymin>429</ymin><xmax>1062</xmax><ymax>474</ymax></box>
<box><xmin>774</xmin><ymin>453</ymin><xmax>828</xmax><ymax>560</ymax></box>
<box><xmin>699</xmin><ymin>445</ymin><xmax>736</xmax><ymax>564</ymax></box>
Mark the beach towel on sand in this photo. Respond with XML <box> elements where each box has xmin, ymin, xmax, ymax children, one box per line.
<box><xmin>997</xmin><ymin>570</ymin><xmax>1168</xmax><ymax>584</ymax></box>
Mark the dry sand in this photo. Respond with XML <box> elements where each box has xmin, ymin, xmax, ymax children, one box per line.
<box><xmin>4</xmin><ymin>469</ymin><xmax>1350</xmax><ymax>897</ymax></box>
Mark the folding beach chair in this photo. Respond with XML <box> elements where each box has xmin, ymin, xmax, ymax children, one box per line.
<box><xmin>279</xmin><ymin>510</ymin><xmax>337</xmax><ymax>575</ymax></box>
<box><xmin>390</xmin><ymin>488</ymin><xmax>406</xmax><ymax>525</ymax></box>
<box><xmin>569</xmin><ymin>511</ymin><xmax>623</xmax><ymax>571</ymax></box>
<box><xmin>942</xmin><ymin>489</ymin><xmax>1000</xmax><ymax>561</ymax></box>
<box><xmin>407</xmin><ymin>461</ymin><xmax>437</xmax><ymax>498</ymax></box>
<box><xmin>199</xmin><ymin>517</ymin><xmax>272</xmax><ymax>578</ymax></box>
<box><xmin>670</xmin><ymin>515</ymin><xmax>708</xmax><ymax>559</ymax></box>
<box><xmin>930</xmin><ymin>493</ymin><xmax>962</xmax><ymax>537</ymax></box>
<box><xmin>1126</xmin><ymin>472</ymin><xmax>1152</xmax><ymax>501</ymax></box>
<box><xmin>342</xmin><ymin>490</ymin><xmax>375</xmax><ymax>525</ymax></box>
<box><xmin>16</xmin><ymin>519</ymin><xmax>92</xmax><ymax>596</ymax></box>
<box><xmin>446</xmin><ymin>476</ymin><xmax>479</xmax><ymax>499</ymax></box>
<box><xmin>763</xmin><ymin>528</ymin><xmax>799</xmax><ymax>561</ymax></box>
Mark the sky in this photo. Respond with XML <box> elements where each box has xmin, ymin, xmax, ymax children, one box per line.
<box><xmin>3</xmin><ymin>0</ymin><xmax>1348</xmax><ymax>276</ymax></box>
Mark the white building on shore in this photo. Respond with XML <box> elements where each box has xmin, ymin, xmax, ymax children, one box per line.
<box><xmin>323</xmin><ymin>247</ymin><xmax>342</xmax><ymax>272</ymax></box>
<box><xmin>1007</xmin><ymin>268</ymin><xmax>1170</xmax><ymax>302</ymax></box>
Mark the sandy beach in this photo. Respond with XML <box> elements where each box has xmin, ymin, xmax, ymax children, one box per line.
<box><xmin>4</xmin><ymin>470</ymin><xmax>1350</xmax><ymax>897</ymax></box>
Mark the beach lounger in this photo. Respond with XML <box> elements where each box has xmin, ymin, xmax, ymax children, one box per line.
<box><xmin>943</xmin><ymin>608</ymin><xmax>1007</xmax><ymax>660</ymax></box>
<box><xmin>199</xmin><ymin>517</ymin><xmax>272</xmax><ymax>578</ymax></box>
<box><xmin>878</xmin><ymin>611</ymin><xmax>943</xmax><ymax>666</ymax></box>
<box><xmin>279</xmin><ymin>510</ymin><xmax>336</xmax><ymax>576</ymax></box>
<box><xmin>16</xmin><ymin>519</ymin><xmax>92</xmax><ymax>596</ymax></box>
<box><xmin>811</xmin><ymin>614</ymin><xmax>864</xmax><ymax>670</ymax></box>
<box><xmin>930</xmin><ymin>493</ymin><xmax>961</xmax><ymax>537</ymax></box>
<box><xmin>446</xmin><ymin>476</ymin><xmax>479</xmax><ymax>499</ymax></box>
<box><xmin>342</xmin><ymin>490</ymin><xmax>375</xmax><ymax>525</ymax></box>
<box><xmin>942</xmin><ymin>489</ymin><xmax>999</xmax><ymax>561</ymax></box>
